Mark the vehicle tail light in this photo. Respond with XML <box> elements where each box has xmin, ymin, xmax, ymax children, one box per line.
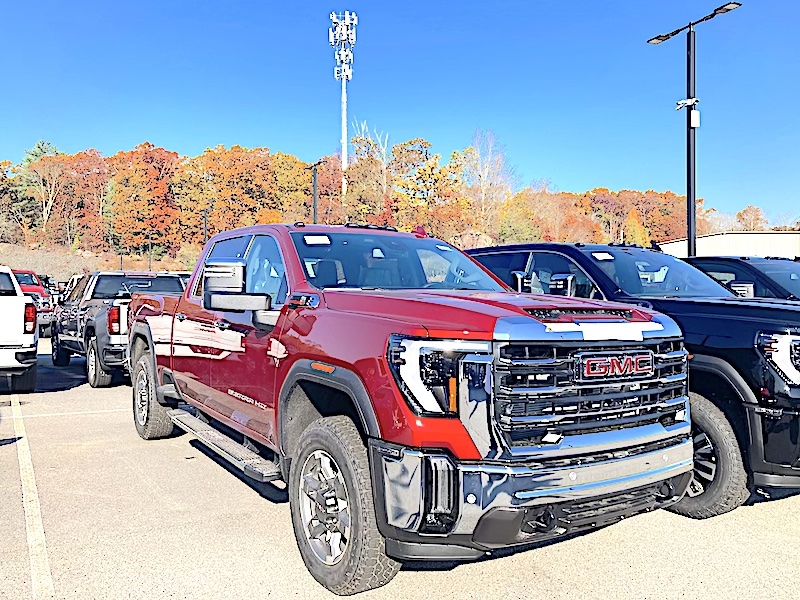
<box><xmin>108</xmin><ymin>306</ymin><xmax>121</xmax><ymax>335</ymax></box>
<box><xmin>24</xmin><ymin>303</ymin><xmax>36</xmax><ymax>334</ymax></box>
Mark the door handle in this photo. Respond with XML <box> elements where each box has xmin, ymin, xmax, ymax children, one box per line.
<box><xmin>176</xmin><ymin>313</ymin><xmax>187</xmax><ymax>322</ymax></box>
<box><xmin>214</xmin><ymin>320</ymin><xmax>231</xmax><ymax>331</ymax></box>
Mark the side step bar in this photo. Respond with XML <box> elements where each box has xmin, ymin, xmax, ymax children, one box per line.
<box><xmin>168</xmin><ymin>409</ymin><xmax>282</xmax><ymax>483</ymax></box>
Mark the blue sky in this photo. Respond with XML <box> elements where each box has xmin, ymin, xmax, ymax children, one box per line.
<box><xmin>1</xmin><ymin>1</ymin><xmax>797</xmax><ymax>220</ymax></box>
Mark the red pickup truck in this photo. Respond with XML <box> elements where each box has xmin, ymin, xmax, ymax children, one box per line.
<box><xmin>128</xmin><ymin>223</ymin><xmax>693</xmax><ymax>595</ymax></box>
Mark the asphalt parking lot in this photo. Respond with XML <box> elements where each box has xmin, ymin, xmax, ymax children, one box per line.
<box><xmin>2</xmin><ymin>341</ymin><xmax>800</xmax><ymax>600</ymax></box>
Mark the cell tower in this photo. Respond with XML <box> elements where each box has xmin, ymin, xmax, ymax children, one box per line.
<box><xmin>329</xmin><ymin>10</ymin><xmax>357</xmax><ymax>198</ymax></box>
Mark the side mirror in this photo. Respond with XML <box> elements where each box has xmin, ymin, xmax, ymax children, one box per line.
<box><xmin>728</xmin><ymin>280</ymin><xmax>755</xmax><ymax>298</ymax></box>
<box><xmin>549</xmin><ymin>273</ymin><xmax>576</xmax><ymax>297</ymax></box>
<box><xmin>203</xmin><ymin>260</ymin><xmax>247</xmax><ymax>294</ymax></box>
<box><xmin>205</xmin><ymin>292</ymin><xmax>271</xmax><ymax>312</ymax></box>
<box><xmin>253</xmin><ymin>308</ymin><xmax>279</xmax><ymax>329</ymax></box>
<box><xmin>202</xmin><ymin>259</ymin><xmax>272</xmax><ymax>312</ymax></box>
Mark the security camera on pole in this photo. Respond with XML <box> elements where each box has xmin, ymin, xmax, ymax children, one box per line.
<box><xmin>329</xmin><ymin>10</ymin><xmax>357</xmax><ymax>199</ymax></box>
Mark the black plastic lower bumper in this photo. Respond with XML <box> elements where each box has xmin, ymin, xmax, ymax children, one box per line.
<box><xmin>101</xmin><ymin>346</ymin><xmax>127</xmax><ymax>371</ymax></box>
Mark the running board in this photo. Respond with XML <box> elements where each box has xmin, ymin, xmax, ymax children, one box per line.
<box><xmin>168</xmin><ymin>409</ymin><xmax>282</xmax><ymax>483</ymax></box>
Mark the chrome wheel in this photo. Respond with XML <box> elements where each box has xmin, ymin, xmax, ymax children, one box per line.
<box><xmin>298</xmin><ymin>449</ymin><xmax>351</xmax><ymax>566</ymax></box>
<box><xmin>52</xmin><ymin>337</ymin><xmax>59</xmax><ymax>362</ymax></box>
<box><xmin>135</xmin><ymin>368</ymin><xmax>149</xmax><ymax>427</ymax></box>
<box><xmin>687</xmin><ymin>427</ymin><xmax>718</xmax><ymax>497</ymax></box>
<box><xmin>87</xmin><ymin>344</ymin><xmax>97</xmax><ymax>381</ymax></box>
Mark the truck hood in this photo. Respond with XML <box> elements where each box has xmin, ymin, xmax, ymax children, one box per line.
<box><xmin>645</xmin><ymin>295</ymin><xmax>800</xmax><ymax>328</ymax></box>
<box><xmin>322</xmin><ymin>289</ymin><xmax>675</xmax><ymax>341</ymax></box>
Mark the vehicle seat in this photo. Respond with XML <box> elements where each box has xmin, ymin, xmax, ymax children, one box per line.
<box><xmin>313</xmin><ymin>259</ymin><xmax>341</xmax><ymax>288</ymax></box>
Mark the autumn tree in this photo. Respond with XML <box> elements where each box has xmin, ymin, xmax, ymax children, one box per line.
<box><xmin>623</xmin><ymin>208</ymin><xmax>649</xmax><ymax>245</ymax></box>
<box><xmin>736</xmin><ymin>205</ymin><xmax>768</xmax><ymax>231</ymax></box>
<box><xmin>109</xmin><ymin>143</ymin><xmax>181</xmax><ymax>255</ymax></box>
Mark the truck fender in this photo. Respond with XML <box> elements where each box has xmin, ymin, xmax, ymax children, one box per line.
<box><xmin>128</xmin><ymin>321</ymin><xmax>156</xmax><ymax>375</ymax></box>
<box><xmin>277</xmin><ymin>359</ymin><xmax>381</xmax><ymax>460</ymax></box>
<box><xmin>689</xmin><ymin>354</ymin><xmax>758</xmax><ymax>406</ymax></box>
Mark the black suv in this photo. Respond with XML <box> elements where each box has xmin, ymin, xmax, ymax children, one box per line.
<box><xmin>686</xmin><ymin>256</ymin><xmax>800</xmax><ymax>301</ymax></box>
<box><xmin>468</xmin><ymin>242</ymin><xmax>800</xmax><ymax>519</ymax></box>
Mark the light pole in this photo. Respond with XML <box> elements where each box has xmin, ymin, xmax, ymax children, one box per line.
<box><xmin>147</xmin><ymin>231</ymin><xmax>152</xmax><ymax>271</ymax></box>
<box><xmin>329</xmin><ymin>10</ymin><xmax>357</xmax><ymax>199</ymax></box>
<box><xmin>305</xmin><ymin>159</ymin><xmax>327</xmax><ymax>224</ymax></box>
<box><xmin>648</xmin><ymin>2</ymin><xmax>742</xmax><ymax>257</ymax></box>
<box><xmin>201</xmin><ymin>209</ymin><xmax>209</xmax><ymax>244</ymax></box>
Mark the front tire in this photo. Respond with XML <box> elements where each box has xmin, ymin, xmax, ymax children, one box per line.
<box><xmin>668</xmin><ymin>392</ymin><xmax>750</xmax><ymax>519</ymax></box>
<box><xmin>132</xmin><ymin>351</ymin><xmax>174</xmax><ymax>440</ymax></box>
<box><xmin>87</xmin><ymin>337</ymin><xmax>113</xmax><ymax>388</ymax></box>
<box><xmin>289</xmin><ymin>416</ymin><xmax>400</xmax><ymax>595</ymax></box>
<box><xmin>51</xmin><ymin>332</ymin><xmax>71</xmax><ymax>367</ymax></box>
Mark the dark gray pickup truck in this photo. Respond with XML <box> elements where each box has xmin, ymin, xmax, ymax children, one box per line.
<box><xmin>51</xmin><ymin>271</ymin><xmax>184</xmax><ymax>387</ymax></box>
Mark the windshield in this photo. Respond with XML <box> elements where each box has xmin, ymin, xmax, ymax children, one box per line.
<box><xmin>582</xmin><ymin>247</ymin><xmax>733</xmax><ymax>298</ymax></box>
<box><xmin>751</xmin><ymin>261</ymin><xmax>800</xmax><ymax>298</ymax></box>
<box><xmin>290</xmin><ymin>231</ymin><xmax>505</xmax><ymax>292</ymax></box>
<box><xmin>91</xmin><ymin>275</ymin><xmax>184</xmax><ymax>299</ymax></box>
<box><xmin>14</xmin><ymin>272</ymin><xmax>40</xmax><ymax>286</ymax></box>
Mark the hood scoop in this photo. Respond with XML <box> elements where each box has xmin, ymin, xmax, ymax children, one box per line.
<box><xmin>525</xmin><ymin>307</ymin><xmax>634</xmax><ymax>322</ymax></box>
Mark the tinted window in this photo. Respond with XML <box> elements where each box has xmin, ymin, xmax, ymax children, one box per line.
<box><xmin>693</xmin><ymin>261</ymin><xmax>776</xmax><ymax>298</ymax></box>
<box><xmin>67</xmin><ymin>276</ymin><xmax>89</xmax><ymax>302</ymax></box>
<box><xmin>471</xmin><ymin>251</ymin><xmax>531</xmax><ymax>289</ymax></box>
<box><xmin>209</xmin><ymin>236</ymin><xmax>252</xmax><ymax>260</ymax></box>
<box><xmin>246</xmin><ymin>235</ymin><xmax>288</xmax><ymax>308</ymax></box>
<box><xmin>0</xmin><ymin>273</ymin><xmax>17</xmax><ymax>296</ymax></box>
<box><xmin>529</xmin><ymin>252</ymin><xmax>602</xmax><ymax>299</ymax></box>
<box><xmin>750</xmin><ymin>261</ymin><xmax>800</xmax><ymax>298</ymax></box>
<box><xmin>582</xmin><ymin>248</ymin><xmax>731</xmax><ymax>298</ymax></box>
<box><xmin>14</xmin><ymin>272</ymin><xmax>39</xmax><ymax>286</ymax></box>
<box><xmin>291</xmin><ymin>232</ymin><xmax>504</xmax><ymax>291</ymax></box>
<box><xmin>91</xmin><ymin>275</ymin><xmax>184</xmax><ymax>299</ymax></box>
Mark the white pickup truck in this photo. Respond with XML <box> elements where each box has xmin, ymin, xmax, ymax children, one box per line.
<box><xmin>0</xmin><ymin>265</ymin><xmax>39</xmax><ymax>392</ymax></box>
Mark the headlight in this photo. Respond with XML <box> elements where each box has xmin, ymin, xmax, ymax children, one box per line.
<box><xmin>387</xmin><ymin>335</ymin><xmax>492</xmax><ymax>416</ymax></box>
<box><xmin>757</xmin><ymin>332</ymin><xmax>800</xmax><ymax>384</ymax></box>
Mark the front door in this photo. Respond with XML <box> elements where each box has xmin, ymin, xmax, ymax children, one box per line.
<box><xmin>208</xmin><ymin>233</ymin><xmax>289</xmax><ymax>447</ymax></box>
<box><xmin>171</xmin><ymin>234</ymin><xmax>253</xmax><ymax>407</ymax></box>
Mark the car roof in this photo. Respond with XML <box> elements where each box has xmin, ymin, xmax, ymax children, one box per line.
<box><xmin>206</xmin><ymin>222</ymin><xmax>422</xmax><ymax>244</ymax></box>
<box><xmin>467</xmin><ymin>242</ymin><xmax>656</xmax><ymax>253</ymax></box>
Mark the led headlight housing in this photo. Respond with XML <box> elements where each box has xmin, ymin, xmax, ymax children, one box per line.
<box><xmin>756</xmin><ymin>331</ymin><xmax>800</xmax><ymax>385</ymax></box>
<box><xmin>388</xmin><ymin>335</ymin><xmax>492</xmax><ymax>416</ymax></box>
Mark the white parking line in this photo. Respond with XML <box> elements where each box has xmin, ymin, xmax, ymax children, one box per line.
<box><xmin>11</xmin><ymin>393</ymin><xmax>56</xmax><ymax>600</ymax></box>
<box><xmin>11</xmin><ymin>408</ymin><xmax>129</xmax><ymax>419</ymax></box>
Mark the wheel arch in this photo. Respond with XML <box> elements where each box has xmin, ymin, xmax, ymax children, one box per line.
<box><xmin>277</xmin><ymin>360</ymin><xmax>380</xmax><ymax>477</ymax></box>
<box><xmin>128</xmin><ymin>322</ymin><xmax>156</xmax><ymax>378</ymax></box>
<box><xmin>689</xmin><ymin>354</ymin><xmax>756</xmax><ymax>465</ymax></box>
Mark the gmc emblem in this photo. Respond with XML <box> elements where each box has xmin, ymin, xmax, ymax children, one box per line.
<box><xmin>578</xmin><ymin>351</ymin><xmax>654</xmax><ymax>380</ymax></box>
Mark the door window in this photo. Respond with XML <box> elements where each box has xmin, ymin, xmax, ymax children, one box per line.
<box><xmin>471</xmin><ymin>251</ymin><xmax>533</xmax><ymax>290</ymax></box>
<box><xmin>67</xmin><ymin>276</ymin><xmax>89</xmax><ymax>302</ymax></box>
<box><xmin>245</xmin><ymin>235</ymin><xmax>288</xmax><ymax>308</ymax></box>
<box><xmin>193</xmin><ymin>235</ymin><xmax>253</xmax><ymax>296</ymax></box>
<box><xmin>529</xmin><ymin>252</ymin><xmax>602</xmax><ymax>299</ymax></box>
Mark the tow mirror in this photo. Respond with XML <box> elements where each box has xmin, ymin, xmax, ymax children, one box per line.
<box><xmin>202</xmin><ymin>259</ymin><xmax>272</xmax><ymax>312</ymax></box>
<box><xmin>511</xmin><ymin>270</ymin><xmax>530</xmax><ymax>293</ymax></box>
<box><xmin>549</xmin><ymin>273</ymin><xmax>576</xmax><ymax>297</ymax></box>
<box><xmin>728</xmin><ymin>280</ymin><xmax>755</xmax><ymax>298</ymax></box>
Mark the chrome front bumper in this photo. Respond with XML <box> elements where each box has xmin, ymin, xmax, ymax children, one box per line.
<box><xmin>371</xmin><ymin>437</ymin><xmax>693</xmax><ymax>552</ymax></box>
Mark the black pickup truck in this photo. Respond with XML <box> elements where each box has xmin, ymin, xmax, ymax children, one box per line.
<box><xmin>468</xmin><ymin>242</ymin><xmax>800</xmax><ymax>519</ymax></box>
<box><xmin>52</xmin><ymin>271</ymin><xmax>184</xmax><ymax>387</ymax></box>
<box><xmin>687</xmin><ymin>256</ymin><xmax>800</xmax><ymax>301</ymax></box>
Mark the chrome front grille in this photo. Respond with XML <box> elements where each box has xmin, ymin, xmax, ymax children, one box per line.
<box><xmin>494</xmin><ymin>339</ymin><xmax>688</xmax><ymax>448</ymax></box>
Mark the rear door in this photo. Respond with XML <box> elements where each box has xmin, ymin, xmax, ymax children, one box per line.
<box><xmin>171</xmin><ymin>235</ymin><xmax>253</xmax><ymax>406</ymax></box>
